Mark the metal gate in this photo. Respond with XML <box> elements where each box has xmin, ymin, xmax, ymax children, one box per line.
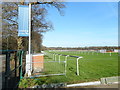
<box><xmin>29</xmin><ymin>53</ymin><xmax>66</xmax><ymax>78</ymax></box>
<box><xmin>26</xmin><ymin>51</ymin><xmax>82</xmax><ymax>78</ymax></box>
<box><xmin>1</xmin><ymin>50</ymin><xmax>24</xmax><ymax>89</ymax></box>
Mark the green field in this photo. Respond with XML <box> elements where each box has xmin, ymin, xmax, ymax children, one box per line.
<box><xmin>19</xmin><ymin>50</ymin><xmax>118</xmax><ymax>88</ymax></box>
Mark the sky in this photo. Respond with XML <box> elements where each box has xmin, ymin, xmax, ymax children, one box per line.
<box><xmin>42</xmin><ymin>2</ymin><xmax>118</xmax><ymax>47</ymax></box>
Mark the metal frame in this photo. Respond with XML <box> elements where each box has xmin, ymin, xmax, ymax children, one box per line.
<box><xmin>1</xmin><ymin>50</ymin><xmax>24</xmax><ymax>89</ymax></box>
<box><xmin>50</xmin><ymin>52</ymin><xmax>83</xmax><ymax>76</ymax></box>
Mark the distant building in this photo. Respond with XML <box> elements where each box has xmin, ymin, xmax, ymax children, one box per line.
<box><xmin>99</xmin><ymin>49</ymin><xmax>106</xmax><ymax>53</ymax></box>
<box><xmin>114</xmin><ymin>49</ymin><xmax>118</xmax><ymax>52</ymax></box>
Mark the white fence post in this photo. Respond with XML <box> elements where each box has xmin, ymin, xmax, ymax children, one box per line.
<box><xmin>65</xmin><ymin>55</ymin><xmax>69</xmax><ymax>61</ymax></box>
<box><xmin>110</xmin><ymin>52</ymin><xmax>111</xmax><ymax>56</ymax></box>
<box><xmin>59</xmin><ymin>55</ymin><xmax>61</xmax><ymax>63</ymax></box>
<box><xmin>50</xmin><ymin>53</ymin><xmax>52</xmax><ymax>58</ymax></box>
<box><xmin>55</xmin><ymin>54</ymin><xmax>57</xmax><ymax>61</ymax></box>
<box><xmin>65</xmin><ymin>55</ymin><xmax>69</xmax><ymax>76</ymax></box>
<box><xmin>76</xmin><ymin>57</ymin><xmax>83</xmax><ymax>76</ymax></box>
<box><xmin>53</xmin><ymin>53</ymin><xmax>54</xmax><ymax>60</ymax></box>
<box><xmin>64</xmin><ymin>60</ymin><xmax>67</xmax><ymax>76</ymax></box>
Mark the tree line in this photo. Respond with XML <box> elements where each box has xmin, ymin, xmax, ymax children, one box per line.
<box><xmin>2</xmin><ymin>1</ymin><xmax>65</xmax><ymax>53</ymax></box>
<box><xmin>44</xmin><ymin>46</ymin><xmax>119</xmax><ymax>51</ymax></box>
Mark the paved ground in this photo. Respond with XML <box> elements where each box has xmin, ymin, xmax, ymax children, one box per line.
<box><xmin>93</xmin><ymin>84</ymin><xmax>119</xmax><ymax>88</ymax></box>
<box><xmin>68</xmin><ymin>84</ymin><xmax>119</xmax><ymax>88</ymax></box>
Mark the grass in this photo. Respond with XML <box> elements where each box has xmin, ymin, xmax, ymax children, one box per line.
<box><xmin>19</xmin><ymin>51</ymin><xmax>118</xmax><ymax>88</ymax></box>
<box><xmin>33</xmin><ymin>55</ymin><xmax>65</xmax><ymax>75</ymax></box>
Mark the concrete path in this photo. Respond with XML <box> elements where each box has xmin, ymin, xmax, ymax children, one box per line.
<box><xmin>67</xmin><ymin>84</ymin><xmax>119</xmax><ymax>88</ymax></box>
<box><xmin>93</xmin><ymin>84</ymin><xmax>119</xmax><ymax>88</ymax></box>
<box><xmin>67</xmin><ymin>76</ymin><xmax>120</xmax><ymax>88</ymax></box>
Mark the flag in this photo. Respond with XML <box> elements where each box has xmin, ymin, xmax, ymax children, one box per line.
<box><xmin>18</xmin><ymin>5</ymin><xmax>29</xmax><ymax>37</ymax></box>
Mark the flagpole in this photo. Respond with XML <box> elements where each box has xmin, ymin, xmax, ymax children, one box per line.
<box><xmin>28</xmin><ymin>3</ymin><xmax>32</xmax><ymax>74</ymax></box>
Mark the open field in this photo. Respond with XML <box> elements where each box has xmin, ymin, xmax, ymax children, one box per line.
<box><xmin>45</xmin><ymin>51</ymin><xmax>118</xmax><ymax>82</ymax></box>
<box><xmin>19</xmin><ymin>50</ymin><xmax>118</xmax><ymax>88</ymax></box>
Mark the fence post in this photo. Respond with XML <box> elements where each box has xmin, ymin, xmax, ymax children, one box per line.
<box><xmin>5</xmin><ymin>52</ymin><xmax>10</xmax><ymax>88</ymax></box>
<box><xmin>110</xmin><ymin>52</ymin><xmax>111</xmax><ymax>56</ymax></box>
<box><xmin>55</xmin><ymin>54</ymin><xmax>56</xmax><ymax>61</ymax></box>
<box><xmin>76</xmin><ymin>57</ymin><xmax>79</xmax><ymax>76</ymax></box>
<box><xmin>49</xmin><ymin>53</ymin><xmax>51</xmax><ymax>58</ymax></box>
<box><xmin>53</xmin><ymin>53</ymin><xmax>55</xmax><ymax>61</ymax></box>
<box><xmin>19</xmin><ymin>50</ymin><xmax>23</xmax><ymax>79</ymax></box>
<box><xmin>64</xmin><ymin>60</ymin><xmax>67</xmax><ymax>76</ymax></box>
<box><xmin>76</xmin><ymin>57</ymin><xmax>83</xmax><ymax>76</ymax></box>
<box><xmin>65</xmin><ymin>55</ymin><xmax>69</xmax><ymax>61</ymax></box>
<box><xmin>59</xmin><ymin>55</ymin><xmax>61</xmax><ymax>63</ymax></box>
<box><xmin>14</xmin><ymin>51</ymin><xmax>17</xmax><ymax>82</ymax></box>
<box><xmin>52</xmin><ymin>53</ymin><xmax>54</xmax><ymax>60</ymax></box>
<box><xmin>65</xmin><ymin>55</ymin><xmax>69</xmax><ymax>76</ymax></box>
<box><xmin>50</xmin><ymin>53</ymin><xmax>52</xmax><ymax>58</ymax></box>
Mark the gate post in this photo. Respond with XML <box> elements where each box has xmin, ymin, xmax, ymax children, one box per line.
<box><xmin>59</xmin><ymin>55</ymin><xmax>61</xmax><ymax>63</ymax></box>
<box><xmin>14</xmin><ymin>51</ymin><xmax>17</xmax><ymax>82</ymax></box>
<box><xmin>5</xmin><ymin>52</ymin><xmax>10</xmax><ymax>88</ymax></box>
<box><xmin>76</xmin><ymin>57</ymin><xmax>83</xmax><ymax>76</ymax></box>
<box><xmin>53</xmin><ymin>53</ymin><xmax>55</xmax><ymax>60</ymax></box>
<box><xmin>19</xmin><ymin>50</ymin><xmax>23</xmax><ymax>79</ymax></box>
<box><xmin>65</xmin><ymin>55</ymin><xmax>69</xmax><ymax>76</ymax></box>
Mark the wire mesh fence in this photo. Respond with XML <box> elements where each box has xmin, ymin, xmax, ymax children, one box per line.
<box><xmin>30</xmin><ymin>53</ymin><xmax>66</xmax><ymax>77</ymax></box>
<box><xmin>31</xmin><ymin>61</ymin><xmax>66</xmax><ymax>77</ymax></box>
<box><xmin>44</xmin><ymin>52</ymin><xmax>83</xmax><ymax>76</ymax></box>
<box><xmin>27</xmin><ymin>51</ymin><xmax>83</xmax><ymax>78</ymax></box>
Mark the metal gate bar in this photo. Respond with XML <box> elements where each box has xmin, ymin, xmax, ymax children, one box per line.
<box><xmin>1</xmin><ymin>50</ymin><xmax>24</xmax><ymax>89</ymax></box>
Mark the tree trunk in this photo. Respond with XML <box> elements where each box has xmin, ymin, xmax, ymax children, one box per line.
<box><xmin>17</xmin><ymin>37</ymin><xmax>23</xmax><ymax>50</ymax></box>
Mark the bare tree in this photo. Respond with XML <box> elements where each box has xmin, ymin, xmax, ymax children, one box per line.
<box><xmin>2</xmin><ymin>1</ymin><xmax>66</xmax><ymax>51</ymax></box>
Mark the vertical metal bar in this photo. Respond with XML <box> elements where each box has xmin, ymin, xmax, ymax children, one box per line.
<box><xmin>59</xmin><ymin>55</ymin><xmax>61</xmax><ymax>63</ymax></box>
<box><xmin>76</xmin><ymin>58</ymin><xmax>79</xmax><ymax>76</ymax></box>
<box><xmin>55</xmin><ymin>54</ymin><xmax>56</xmax><ymax>61</ymax></box>
<box><xmin>50</xmin><ymin>53</ymin><xmax>52</xmax><ymax>58</ymax></box>
<box><xmin>54</xmin><ymin>54</ymin><xmax>55</xmax><ymax>61</ymax></box>
<box><xmin>19</xmin><ymin>51</ymin><xmax>23</xmax><ymax>79</ymax></box>
<box><xmin>65</xmin><ymin>55</ymin><xmax>69</xmax><ymax>76</ymax></box>
<box><xmin>14</xmin><ymin>51</ymin><xmax>17</xmax><ymax>82</ymax></box>
<box><xmin>18</xmin><ymin>51</ymin><xmax>20</xmax><ymax>79</ymax></box>
<box><xmin>5</xmin><ymin>52</ymin><xmax>10</xmax><ymax>88</ymax></box>
<box><xmin>21</xmin><ymin>51</ymin><xmax>23</xmax><ymax>79</ymax></box>
<box><xmin>65</xmin><ymin>60</ymin><xmax>67</xmax><ymax>76</ymax></box>
<box><xmin>76</xmin><ymin>57</ymin><xmax>83</xmax><ymax>76</ymax></box>
<box><xmin>29</xmin><ymin>3</ymin><xmax>32</xmax><ymax>72</ymax></box>
<box><xmin>52</xmin><ymin>53</ymin><xmax>54</xmax><ymax>60</ymax></box>
<box><xmin>110</xmin><ymin>52</ymin><xmax>111</xmax><ymax>56</ymax></box>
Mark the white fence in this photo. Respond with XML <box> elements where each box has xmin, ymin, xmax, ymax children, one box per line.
<box><xmin>45</xmin><ymin>52</ymin><xmax>83</xmax><ymax>76</ymax></box>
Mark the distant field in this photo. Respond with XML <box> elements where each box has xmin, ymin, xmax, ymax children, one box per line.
<box><xmin>19</xmin><ymin>50</ymin><xmax>118</xmax><ymax>88</ymax></box>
